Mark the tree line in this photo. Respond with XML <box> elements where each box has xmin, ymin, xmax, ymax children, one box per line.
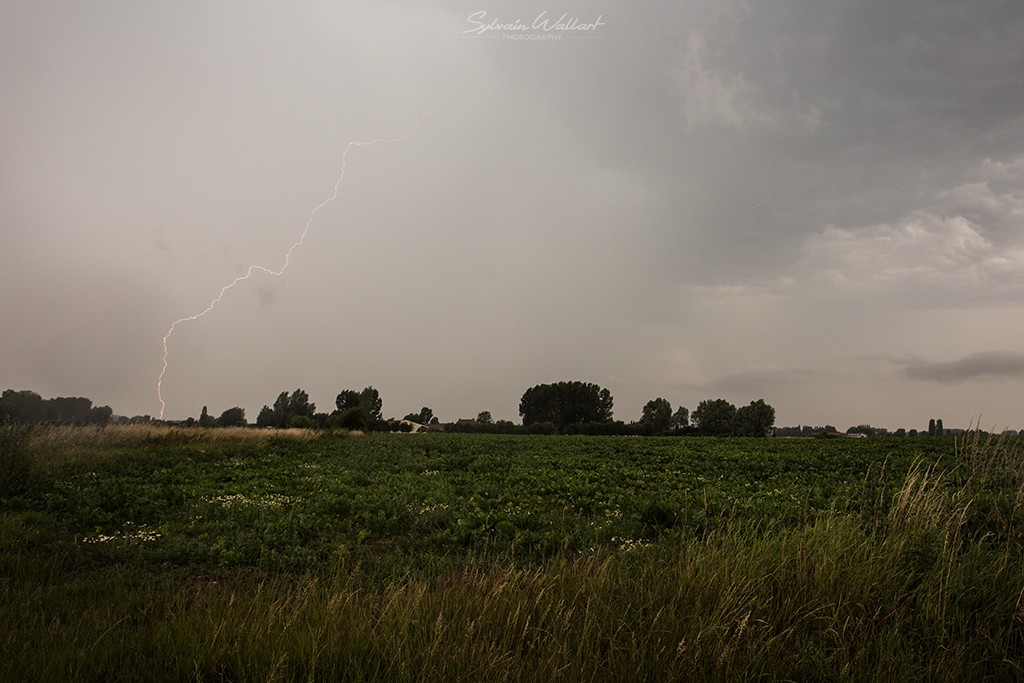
<box><xmin>0</xmin><ymin>382</ymin><xmax>778</xmax><ymax>437</ymax></box>
<box><xmin>516</xmin><ymin>381</ymin><xmax>776</xmax><ymax>436</ymax></box>
<box><xmin>26</xmin><ymin>381</ymin><xmax>986</xmax><ymax>438</ymax></box>
<box><xmin>0</xmin><ymin>389</ymin><xmax>113</xmax><ymax>427</ymax></box>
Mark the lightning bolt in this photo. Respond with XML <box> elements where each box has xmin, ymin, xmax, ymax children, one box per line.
<box><xmin>746</xmin><ymin>192</ymin><xmax>774</xmax><ymax>209</ymax></box>
<box><xmin>157</xmin><ymin>108</ymin><xmax>436</xmax><ymax>419</ymax></box>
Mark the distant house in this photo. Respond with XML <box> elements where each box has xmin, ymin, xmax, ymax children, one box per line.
<box><xmin>846</xmin><ymin>432</ymin><xmax>867</xmax><ymax>438</ymax></box>
<box><xmin>398</xmin><ymin>419</ymin><xmax>427</xmax><ymax>433</ymax></box>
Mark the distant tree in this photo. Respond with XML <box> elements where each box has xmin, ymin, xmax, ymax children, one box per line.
<box><xmin>732</xmin><ymin>399</ymin><xmax>775</xmax><ymax>437</ymax></box>
<box><xmin>519</xmin><ymin>381</ymin><xmax>613</xmax><ymax>432</ymax></box>
<box><xmin>670</xmin><ymin>406</ymin><xmax>690</xmax><ymax>431</ymax></box>
<box><xmin>692</xmin><ymin>398</ymin><xmax>738</xmax><ymax>435</ymax></box>
<box><xmin>256</xmin><ymin>405</ymin><xmax>275</xmax><ymax>428</ymax></box>
<box><xmin>847</xmin><ymin>425</ymin><xmax>876</xmax><ymax>436</ymax></box>
<box><xmin>332</xmin><ymin>407</ymin><xmax>367</xmax><ymax>431</ymax></box>
<box><xmin>198</xmin><ymin>406</ymin><xmax>216</xmax><ymax>427</ymax></box>
<box><xmin>217</xmin><ymin>406</ymin><xmax>246</xmax><ymax>427</ymax></box>
<box><xmin>288</xmin><ymin>389</ymin><xmax>315</xmax><ymax>419</ymax></box>
<box><xmin>526</xmin><ymin>421</ymin><xmax>558</xmax><ymax>435</ymax></box>
<box><xmin>404</xmin><ymin>407</ymin><xmax>434</xmax><ymax>425</ymax></box>
<box><xmin>335</xmin><ymin>390</ymin><xmax>360</xmax><ymax>412</ymax></box>
<box><xmin>640</xmin><ymin>398</ymin><xmax>673</xmax><ymax>433</ymax></box>
<box><xmin>270</xmin><ymin>392</ymin><xmax>291</xmax><ymax>427</ymax></box>
<box><xmin>85</xmin><ymin>405</ymin><xmax>113</xmax><ymax>427</ymax></box>
<box><xmin>258</xmin><ymin>389</ymin><xmax>316</xmax><ymax>429</ymax></box>
<box><xmin>0</xmin><ymin>389</ymin><xmax>47</xmax><ymax>424</ymax></box>
<box><xmin>494</xmin><ymin>420</ymin><xmax>519</xmax><ymax>434</ymax></box>
<box><xmin>936</xmin><ymin>419</ymin><xmax>944</xmax><ymax>437</ymax></box>
<box><xmin>928</xmin><ymin>418</ymin><xmax>936</xmax><ymax>436</ymax></box>
<box><xmin>289</xmin><ymin>415</ymin><xmax>314</xmax><ymax>429</ymax></box>
<box><xmin>46</xmin><ymin>396</ymin><xmax>93</xmax><ymax>424</ymax></box>
<box><xmin>477</xmin><ymin>411</ymin><xmax>493</xmax><ymax>425</ymax></box>
<box><xmin>359</xmin><ymin>387</ymin><xmax>383</xmax><ymax>422</ymax></box>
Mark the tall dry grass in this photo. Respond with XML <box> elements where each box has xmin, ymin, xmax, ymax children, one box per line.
<box><xmin>27</xmin><ymin>423</ymin><xmax>325</xmax><ymax>448</ymax></box>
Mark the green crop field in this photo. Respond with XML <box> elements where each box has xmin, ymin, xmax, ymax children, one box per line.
<box><xmin>2</xmin><ymin>426</ymin><xmax>1022</xmax><ymax>680</ymax></box>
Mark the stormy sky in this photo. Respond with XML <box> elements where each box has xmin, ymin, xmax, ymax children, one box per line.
<box><xmin>3</xmin><ymin>0</ymin><xmax>1023</xmax><ymax>430</ymax></box>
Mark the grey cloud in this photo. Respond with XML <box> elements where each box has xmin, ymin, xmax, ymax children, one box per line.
<box><xmin>4</xmin><ymin>0</ymin><xmax>1024</xmax><ymax>429</ymax></box>
<box><xmin>900</xmin><ymin>352</ymin><xmax>1024</xmax><ymax>383</ymax></box>
<box><xmin>677</xmin><ymin>366</ymin><xmax>827</xmax><ymax>396</ymax></box>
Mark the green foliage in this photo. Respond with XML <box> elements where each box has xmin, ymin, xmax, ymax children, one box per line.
<box><xmin>732</xmin><ymin>399</ymin><xmax>776</xmax><ymax>437</ymax></box>
<box><xmin>404</xmin><ymin>407</ymin><xmax>434</xmax><ymax>425</ymax></box>
<box><xmin>45</xmin><ymin>396</ymin><xmax>93</xmax><ymax>424</ymax></box>
<box><xmin>257</xmin><ymin>389</ymin><xmax>316</xmax><ymax>429</ymax></box>
<box><xmin>216</xmin><ymin>406</ymin><xmax>246</xmax><ymax>427</ymax></box>
<box><xmin>1</xmin><ymin>389</ymin><xmax>113</xmax><ymax>426</ymax></box>
<box><xmin>198</xmin><ymin>405</ymin><xmax>215</xmax><ymax>428</ymax></box>
<box><xmin>358</xmin><ymin>387</ymin><xmax>383</xmax><ymax>422</ymax></box>
<box><xmin>693</xmin><ymin>398</ymin><xmax>738</xmax><ymax>435</ymax></box>
<box><xmin>5</xmin><ymin>429</ymin><xmax>1024</xmax><ymax>680</ymax></box>
<box><xmin>0</xmin><ymin>389</ymin><xmax>46</xmax><ymax>423</ymax></box>
<box><xmin>331</xmin><ymin>407</ymin><xmax>367</xmax><ymax>431</ymax></box>
<box><xmin>640</xmin><ymin>397</ymin><xmax>673</xmax><ymax>433</ymax></box>
<box><xmin>288</xmin><ymin>415</ymin><xmax>314</xmax><ymax>429</ymax></box>
<box><xmin>335</xmin><ymin>390</ymin><xmax>360</xmax><ymax>412</ymax></box>
<box><xmin>519</xmin><ymin>381</ymin><xmax>614</xmax><ymax>432</ymax></box>
<box><xmin>670</xmin><ymin>405</ymin><xmax>689</xmax><ymax>430</ymax></box>
<box><xmin>85</xmin><ymin>405</ymin><xmax>113</xmax><ymax>426</ymax></box>
<box><xmin>526</xmin><ymin>421</ymin><xmax>558</xmax><ymax>435</ymax></box>
<box><xmin>256</xmin><ymin>405</ymin><xmax>275</xmax><ymax>428</ymax></box>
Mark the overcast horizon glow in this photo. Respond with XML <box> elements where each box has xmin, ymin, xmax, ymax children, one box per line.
<box><xmin>2</xmin><ymin>1</ymin><xmax>1023</xmax><ymax>431</ymax></box>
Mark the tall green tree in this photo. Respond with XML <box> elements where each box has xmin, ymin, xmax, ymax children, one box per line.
<box><xmin>519</xmin><ymin>381</ymin><xmax>614</xmax><ymax>432</ymax></box>
<box><xmin>640</xmin><ymin>398</ymin><xmax>673</xmax><ymax>433</ymax></box>
<box><xmin>359</xmin><ymin>387</ymin><xmax>382</xmax><ymax>422</ymax></box>
<box><xmin>288</xmin><ymin>389</ymin><xmax>315</xmax><ymax>419</ymax></box>
<box><xmin>732</xmin><ymin>399</ymin><xmax>776</xmax><ymax>437</ymax></box>
<box><xmin>692</xmin><ymin>398</ymin><xmax>738</xmax><ymax>435</ymax></box>
<box><xmin>198</xmin><ymin>406</ymin><xmax>215</xmax><ymax>427</ymax></box>
<box><xmin>217</xmin><ymin>407</ymin><xmax>246</xmax><ymax>427</ymax></box>
<box><xmin>256</xmin><ymin>405</ymin><xmax>275</xmax><ymax>428</ymax></box>
<box><xmin>85</xmin><ymin>405</ymin><xmax>113</xmax><ymax>427</ymax></box>
<box><xmin>257</xmin><ymin>389</ymin><xmax>315</xmax><ymax>428</ymax></box>
<box><xmin>670</xmin><ymin>406</ymin><xmax>690</xmax><ymax>431</ymax></box>
<box><xmin>46</xmin><ymin>397</ymin><xmax>92</xmax><ymax>424</ymax></box>
<box><xmin>335</xmin><ymin>390</ymin><xmax>360</xmax><ymax>412</ymax></box>
<box><xmin>0</xmin><ymin>389</ymin><xmax>47</xmax><ymax>424</ymax></box>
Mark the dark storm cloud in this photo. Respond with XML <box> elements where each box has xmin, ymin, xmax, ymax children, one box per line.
<box><xmin>900</xmin><ymin>352</ymin><xmax>1024</xmax><ymax>383</ymax></box>
<box><xmin>3</xmin><ymin>0</ymin><xmax>1024</xmax><ymax>428</ymax></box>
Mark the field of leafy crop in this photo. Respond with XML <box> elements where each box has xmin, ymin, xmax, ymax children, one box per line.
<box><xmin>6</xmin><ymin>427</ymin><xmax>1024</xmax><ymax>681</ymax></box>
<box><xmin>10</xmin><ymin>429</ymin><xmax>950</xmax><ymax>570</ymax></box>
